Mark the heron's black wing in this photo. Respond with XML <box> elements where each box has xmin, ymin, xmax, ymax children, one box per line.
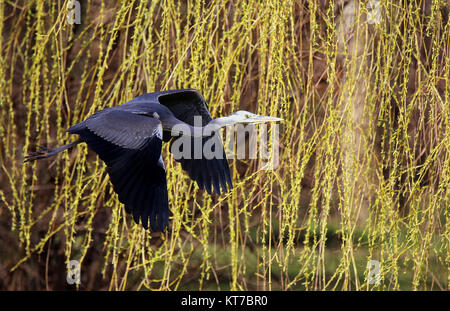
<box><xmin>157</xmin><ymin>89</ymin><xmax>213</xmax><ymax>127</ymax></box>
<box><xmin>158</xmin><ymin>90</ymin><xmax>233</xmax><ymax>194</ymax></box>
<box><xmin>85</xmin><ymin>108</ymin><xmax>162</xmax><ymax>150</ymax></box>
<box><xmin>169</xmin><ymin>135</ymin><xmax>232</xmax><ymax>195</ymax></box>
<box><xmin>68</xmin><ymin>109</ymin><xmax>168</xmax><ymax>230</ymax></box>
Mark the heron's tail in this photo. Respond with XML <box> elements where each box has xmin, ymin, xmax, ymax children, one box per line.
<box><xmin>24</xmin><ymin>139</ymin><xmax>82</xmax><ymax>162</ymax></box>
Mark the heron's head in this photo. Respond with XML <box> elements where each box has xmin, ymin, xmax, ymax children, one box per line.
<box><xmin>229</xmin><ymin>110</ymin><xmax>284</xmax><ymax>124</ymax></box>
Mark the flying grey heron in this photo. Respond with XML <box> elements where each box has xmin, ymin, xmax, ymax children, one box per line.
<box><xmin>25</xmin><ymin>89</ymin><xmax>283</xmax><ymax>231</ymax></box>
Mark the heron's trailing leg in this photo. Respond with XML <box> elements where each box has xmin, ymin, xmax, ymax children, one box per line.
<box><xmin>24</xmin><ymin>139</ymin><xmax>83</xmax><ymax>162</ymax></box>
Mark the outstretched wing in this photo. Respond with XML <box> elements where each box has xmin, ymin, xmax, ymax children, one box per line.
<box><xmin>157</xmin><ymin>89</ymin><xmax>233</xmax><ymax>194</ymax></box>
<box><xmin>68</xmin><ymin>109</ymin><xmax>168</xmax><ymax>231</ymax></box>
<box><xmin>157</xmin><ymin>89</ymin><xmax>213</xmax><ymax>127</ymax></box>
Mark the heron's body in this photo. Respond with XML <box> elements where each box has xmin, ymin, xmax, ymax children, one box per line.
<box><xmin>25</xmin><ymin>89</ymin><xmax>282</xmax><ymax>231</ymax></box>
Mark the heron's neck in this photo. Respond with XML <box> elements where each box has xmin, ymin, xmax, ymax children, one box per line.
<box><xmin>166</xmin><ymin>116</ymin><xmax>235</xmax><ymax>138</ymax></box>
<box><xmin>208</xmin><ymin>115</ymin><xmax>237</xmax><ymax>128</ymax></box>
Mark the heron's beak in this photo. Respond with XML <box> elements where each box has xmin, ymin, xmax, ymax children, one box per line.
<box><xmin>246</xmin><ymin>115</ymin><xmax>284</xmax><ymax>124</ymax></box>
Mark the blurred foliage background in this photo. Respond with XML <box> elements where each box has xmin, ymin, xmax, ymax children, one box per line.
<box><xmin>0</xmin><ymin>0</ymin><xmax>449</xmax><ymax>290</ymax></box>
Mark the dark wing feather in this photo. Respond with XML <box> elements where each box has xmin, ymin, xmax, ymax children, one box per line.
<box><xmin>68</xmin><ymin>110</ymin><xmax>168</xmax><ymax>231</ymax></box>
<box><xmin>170</xmin><ymin>135</ymin><xmax>232</xmax><ymax>195</ymax></box>
<box><xmin>157</xmin><ymin>89</ymin><xmax>213</xmax><ymax>126</ymax></box>
<box><xmin>158</xmin><ymin>90</ymin><xmax>233</xmax><ymax>194</ymax></box>
<box><xmin>85</xmin><ymin>108</ymin><xmax>162</xmax><ymax>149</ymax></box>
